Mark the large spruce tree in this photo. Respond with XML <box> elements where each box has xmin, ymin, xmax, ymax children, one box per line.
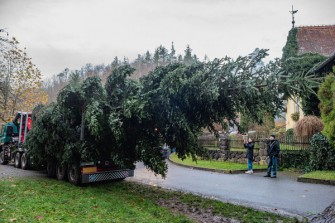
<box><xmin>27</xmin><ymin>49</ymin><xmax>319</xmax><ymax>177</ymax></box>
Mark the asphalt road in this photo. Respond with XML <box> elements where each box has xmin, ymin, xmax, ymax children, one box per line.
<box><xmin>0</xmin><ymin>164</ymin><xmax>45</xmax><ymax>179</ymax></box>
<box><xmin>2</xmin><ymin>161</ymin><xmax>334</xmax><ymax>218</ymax></box>
<box><xmin>128</xmin><ymin>161</ymin><xmax>335</xmax><ymax>218</ymax></box>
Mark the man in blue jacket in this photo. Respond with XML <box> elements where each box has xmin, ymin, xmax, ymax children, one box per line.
<box><xmin>264</xmin><ymin>135</ymin><xmax>280</xmax><ymax>178</ymax></box>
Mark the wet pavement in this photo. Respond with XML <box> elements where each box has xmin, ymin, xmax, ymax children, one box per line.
<box><xmin>128</xmin><ymin>161</ymin><xmax>335</xmax><ymax>218</ymax></box>
<box><xmin>2</xmin><ymin>160</ymin><xmax>334</xmax><ymax>218</ymax></box>
<box><xmin>0</xmin><ymin>164</ymin><xmax>45</xmax><ymax>180</ymax></box>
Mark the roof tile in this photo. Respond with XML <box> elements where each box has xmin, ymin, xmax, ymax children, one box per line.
<box><xmin>297</xmin><ymin>25</ymin><xmax>335</xmax><ymax>56</ymax></box>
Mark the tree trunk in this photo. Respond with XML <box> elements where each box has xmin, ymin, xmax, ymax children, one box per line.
<box><xmin>80</xmin><ymin>109</ymin><xmax>85</xmax><ymax>141</ymax></box>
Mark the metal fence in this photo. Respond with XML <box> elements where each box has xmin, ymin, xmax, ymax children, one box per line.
<box><xmin>198</xmin><ymin>134</ymin><xmax>310</xmax><ymax>151</ymax></box>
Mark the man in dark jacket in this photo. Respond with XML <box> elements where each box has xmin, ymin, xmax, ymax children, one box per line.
<box><xmin>264</xmin><ymin>135</ymin><xmax>280</xmax><ymax>178</ymax></box>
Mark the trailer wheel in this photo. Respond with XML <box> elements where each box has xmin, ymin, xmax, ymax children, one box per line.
<box><xmin>68</xmin><ymin>164</ymin><xmax>81</xmax><ymax>185</ymax></box>
<box><xmin>46</xmin><ymin>162</ymin><xmax>56</xmax><ymax>178</ymax></box>
<box><xmin>21</xmin><ymin>153</ymin><xmax>29</xmax><ymax>170</ymax></box>
<box><xmin>56</xmin><ymin>164</ymin><xmax>67</xmax><ymax>181</ymax></box>
<box><xmin>0</xmin><ymin>151</ymin><xmax>8</xmax><ymax>165</ymax></box>
<box><xmin>14</xmin><ymin>152</ymin><xmax>22</xmax><ymax>168</ymax></box>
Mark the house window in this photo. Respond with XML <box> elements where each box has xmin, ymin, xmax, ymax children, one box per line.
<box><xmin>295</xmin><ymin>97</ymin><xmax>300</xmax><ymax>113</ymax></box>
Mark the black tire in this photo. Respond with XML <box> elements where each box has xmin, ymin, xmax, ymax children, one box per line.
<box><xmin>46</xmin><ymin>162</ymin><xmax>56</xmax><ymax>178</ymax></box>
<box><xmin>0</xmin><ymin>151</ymin><xmax>8</xmax><ymax>165</ymax></box>
<box><xmin>56</xmin><ymin>164</ymin><xmax>67</xmax><ymax>181</ymax></box>
<box><xmin>14</xmin><ymin>152</ymin><xmax>22</xmax><ymax>168</ymax></box>
<box><xmin>67</xmin><ymin>164</ymin><xmax>81</xmax><ymax>185</ymax></box>
<box><xmin>21</xmin><ymin>153</ymin><xmax>29</xmax><ymax>170</ymax></box>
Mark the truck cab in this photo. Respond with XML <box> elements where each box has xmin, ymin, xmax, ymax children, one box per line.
<box><xmin>0</xmin><ymin>112</ymin><xmax>32</xmax><ymax>167</ymax></box>
<box><xmin>0</xmin><ymin>123</ymin><xmax>19</xmax><ymax>145</ymax></box>
<box><xmin>0</xmin><ymin>123</ymin><xmax>19</xmax><ymax>164</ymax></box>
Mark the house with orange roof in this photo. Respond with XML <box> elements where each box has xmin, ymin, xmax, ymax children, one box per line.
<box><xmin>283</xmin><ymin>25</ymin><xmax>335</xmax><ymax>130</ymax></box>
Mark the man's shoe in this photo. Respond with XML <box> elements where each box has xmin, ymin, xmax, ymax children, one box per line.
<box><xmin>271</xmin><ymin>176</ymin><xmax>277</xmax><ymax>178</ymax></box>
<box><xmin>245</xmin><ymin>171</ymin><xmax>250</xmax><ymax>174</ymax></box>
<box><xmin>264</xmin><ymin>175</ymin><xmax>270</xmax><ymax>177</ymax></box>
<box><xmin>249</xmin><ymin>170</ymin><xmax>253</xmax><ymax>174</ymax></box>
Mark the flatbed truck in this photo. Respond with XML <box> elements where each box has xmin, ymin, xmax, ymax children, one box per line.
<box><xmin>0</xmin><ymin>112</ymin><xmax>134</xmax><ymax>185</ymax></box>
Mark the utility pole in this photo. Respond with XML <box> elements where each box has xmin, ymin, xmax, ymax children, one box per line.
<box><xmin>289</xmin><ymin>5</ymin><xmax>298</xmax><ymax>28</ymax></box>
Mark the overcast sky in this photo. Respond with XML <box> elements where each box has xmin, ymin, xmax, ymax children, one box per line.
<box><xmin>0</xmin><ymin>0</ymin><xmax>334</xmax><ymax>78</ymax></box>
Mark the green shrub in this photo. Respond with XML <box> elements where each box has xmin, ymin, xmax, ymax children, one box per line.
<box><xmin>283</xmin><ymin>128</ymin><xmax>295</xmax><ymax>145</ymax></box>
<box><xmin>286</xmin><ymin>128</ymin><xmax>294</xmax><ymax>137</ymax></box>
<box><xmin>318</xmin><ymin>74</ymin><xmax>335</xmax><ymax>145</ymax></box>
<box><xmin>308</xmin><ymin>133</ymin><xmax>335</xmax><ymax>171</ymax></box>
<box><xmin>279</xmin><ymin>150</ymin><xmax>309</xmax><ymax>169</ymax></box>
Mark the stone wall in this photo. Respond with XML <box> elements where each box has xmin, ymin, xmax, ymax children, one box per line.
<box><xmin>207</xmin><ymin>138</ymin><xmax>269</xmax><ymax>165</ymax></box>
<box><xmin>258</xmin><ymin>141</ymin><xmax>268</xmax><ymax>165</ymax></box>
<box><xmin>207</xmin><ymin>150</ymin><xmax>262</xmax><ymax>164</ymax></box>
<box><xmin>204</xmin><ymin>135</ymin><xmax>309</xmax><ymax>167</ymax></box>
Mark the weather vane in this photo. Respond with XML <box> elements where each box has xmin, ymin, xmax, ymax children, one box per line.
<box><xmin>289</xmin><ymin>5</ymin><xmax>298</xmax><ymax>28</ymax></box>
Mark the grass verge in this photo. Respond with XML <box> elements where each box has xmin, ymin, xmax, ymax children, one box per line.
<box><xmin>204</xmin><ymin>144</ymin><xmax>307</xmax><ymax>151</ymax></box>
<box><xmin>0</xmin><ymin>178</ymin><xmax>190</xmax><ymax>223</ymax></box>
<box><xmin>299</xmin><ymin>171</ymin><xmax>335</xmax><ymax>181</ymax></box>
<box><xmin>169</xmin><ymin>153</ymin><xmax>266</xmax><ymax>171</ymax></box>
<box><xmin>0</xmin><ymin>177</ymin><xmax>299</xmax><ymax>223</ymax></box>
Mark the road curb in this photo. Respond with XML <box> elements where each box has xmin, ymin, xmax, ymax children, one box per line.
<box><xmin>297</xmin><ymin>176</ymin><xmax>335</xmax><ymax>186</ymax></box>
<box><xmin>168</xmin><ymin>156</ymin><xmax>267</xmax><ymax>174</ymax></box>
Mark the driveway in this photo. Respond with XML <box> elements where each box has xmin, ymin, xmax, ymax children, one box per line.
<box><xmin>128</xmin><ymin>161</ymin><xmax>335</xmax><ymax>218</ymax></box>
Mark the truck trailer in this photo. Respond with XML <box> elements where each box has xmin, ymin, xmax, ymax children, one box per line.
<box><xmin>0</xmin><ymin>112</ymin><xmax>134</xmax><ymax>185</ymax></box>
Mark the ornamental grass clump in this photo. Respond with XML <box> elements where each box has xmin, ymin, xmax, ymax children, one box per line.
<box><xmin>294</xmin><ymin>115</ymin><xmax>324</xmax><ymax>138</ymax></box>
